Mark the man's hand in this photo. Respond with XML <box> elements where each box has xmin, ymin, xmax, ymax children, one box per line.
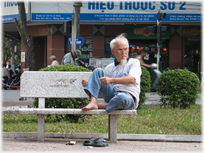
<box><xmin>100</xmin><ymin>77</ymin><xmax>112</xmax><ymax>85</ymax></box>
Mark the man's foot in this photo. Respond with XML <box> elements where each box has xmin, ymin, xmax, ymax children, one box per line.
<box><xmin>82</xmin><ymin>96</ymin><xmax>98</xmax><ymax>110</ymax></box>
<box><xmin>81</xmin><ymin>79</ymin><xmax>88</xmax><ymax>87</ymax></box>
<box><xmin>97</xmin><ymin>103</ymin><xmax>108</xmax><ymax>109</ymax></box>
<box><xmin>82</xmin><ymin>102</ymin><xmax>98</xmax><ymax>110</ymax></box>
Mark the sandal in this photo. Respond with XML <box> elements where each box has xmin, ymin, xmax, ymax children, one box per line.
<box><xmin>83</xmin><ymin>137</ymin><xmax>96</xmax><ymax>146</ymax></box>
<box><xmin>93</xmin><ymin>138</ymin><xmax>109</xmax><ymax>147</ymax></box>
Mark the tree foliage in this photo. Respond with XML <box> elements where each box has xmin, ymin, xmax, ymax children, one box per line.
<box><xmin>2</xmin><ymin>35</ymin><xmax>21</xmax><ymax>67</ymax></box>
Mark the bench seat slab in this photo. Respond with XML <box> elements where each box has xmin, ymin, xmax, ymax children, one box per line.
<box><xmin>19</xmin><ymin>108</ymin><xmax>137</xmax><ymax>115</ymax></box>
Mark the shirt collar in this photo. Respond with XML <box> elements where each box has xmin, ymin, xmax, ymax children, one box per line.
<box><xmin>114</xmin><ymin>57</ymin><xmax>130</xmax><ymax>66</ymax></box>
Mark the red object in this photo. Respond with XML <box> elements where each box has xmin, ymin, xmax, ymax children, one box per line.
<box><xmin>131</xmin><ymin>48</ymin><xmax>135</xmax><ymax>53</ymax></box>
<box><xmin>3</xmin><ymin>85</ymin><xmax>20</xmax><ymax>89</ymax></box>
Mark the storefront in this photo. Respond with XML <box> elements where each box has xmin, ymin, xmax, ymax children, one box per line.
<box><xmin>124</xmin><ymin>24</ymin><xmax>170</xmax><ymax>70</ymax></box>
<box><xmin>183</xmin><ymin>26</ymin><xmax>201</xmax><ymax>79</ymax></box>
<box><xmin>2</xmin><ymin>1</ymin><xmax>202</xmax><ymax>78</ymax></box>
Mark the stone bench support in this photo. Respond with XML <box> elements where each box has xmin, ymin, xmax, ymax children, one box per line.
<box><xmin>19</xmin><ymin>107</ymin><xmax>136</xmax><ymax>143</ymax></box>
<box><xmin>19</xmin><ymin>71</ymin><xmax>137</xmax><ymax>143</ymax></box>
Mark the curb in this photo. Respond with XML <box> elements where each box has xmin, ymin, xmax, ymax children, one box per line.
<box><xmin>3</xmin><ymin>132</ymin><xmax>202</xmax><ymax>143</ymax></box>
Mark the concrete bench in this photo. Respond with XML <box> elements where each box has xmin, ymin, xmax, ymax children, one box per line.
<box><xmin>19</xmin><ymin>71</ymin><xmax>137</xmax><ymax>143</ymax></box>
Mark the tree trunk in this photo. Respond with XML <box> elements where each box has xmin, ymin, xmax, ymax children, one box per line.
<box><xmin>14</xmin><ymin>2</ymin><xmax>36</xmax><ymax>71</ymax></box>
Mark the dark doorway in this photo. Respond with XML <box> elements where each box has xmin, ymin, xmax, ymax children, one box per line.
<box><xmin>33</xmin><ymin>37</ymin><xmax>47</xmax><ymax>70</ymax></box>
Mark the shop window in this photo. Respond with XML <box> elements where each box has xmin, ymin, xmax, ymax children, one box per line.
<box><xmin>65</xmin><ymin>36</ymin><xmax>93</xmax><ymax>65</ymax></box>
<box><xmin>129</xmin><ymin>39</ymin><xmax>169</xmax><ymax>71</ymax></box>
<box><xmin>79</xmin><ymin>37</ymin><xmax>92</xmax><ymax>64</ymax></box>
<box><xmin>185</xmin><ymin>37</ymin><xmax>201</xmax><ymax>80</ymax></box>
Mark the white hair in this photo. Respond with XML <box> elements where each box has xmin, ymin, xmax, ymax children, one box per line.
<box><xmin>110</xmin><ymin>33</ymin><xmax>129</xmax><ymax>50</ymax></box>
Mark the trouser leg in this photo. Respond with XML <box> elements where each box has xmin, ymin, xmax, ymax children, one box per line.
<box><xmin>106</xmin><ymin>92</ymin><xmax>135</xmax><ymax>113</ymax></box>
<box><xmin>84</xmin><ymin>68</ymin><xmax>114</xmax><ymax>100</ymax></box>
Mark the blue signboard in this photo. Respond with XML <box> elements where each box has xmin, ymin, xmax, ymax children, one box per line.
<box><xmin>31</xmin><ymin>13</ymin><xmax>72</xmax><ymax>21</ymax></box>
<box><xmin>68</xmin><ymin>37</ymin><xmax>84</xmax><ymax>46</ymax></box>
<box><xmin>2</xmin><ymin>1</ymin><xmax>202</xmax><ymax>23</ymax></box>
<box><xmin>30</xmin><ymin>13</ymin><xmax>202</xmax><ymax>22</ymax></box>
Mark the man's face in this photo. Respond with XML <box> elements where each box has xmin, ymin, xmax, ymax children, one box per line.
<box><xmin>111</xmin><ymin>39</ymin><xmax>129</xmax><ymax>62</ymax></box>
<box><xmin>72</xmin><ymin>52</ymin><xmax>77</xmax><ymax>59</ymax></box>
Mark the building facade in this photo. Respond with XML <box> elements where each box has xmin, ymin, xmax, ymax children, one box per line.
<box><xmin>2</xmin><ymin>1</ymin><xmax>202</xmax><ymax>79</ymax></box>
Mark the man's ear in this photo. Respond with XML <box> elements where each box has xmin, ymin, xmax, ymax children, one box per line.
<box><xmin>111</xmin><ymin>49</ymin><xmax>115</xmax><ymax>55</ymax></box>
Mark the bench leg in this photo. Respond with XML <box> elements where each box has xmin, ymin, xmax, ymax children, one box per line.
<box><xmin>38</xmin><ymin>114</ymin><xmax>45</xmax><ymax>142</ymax></box>
<box><xmin>108</xmin><ymin>114</ymin><xmax>117</xmax><ymax>143</ymax></box>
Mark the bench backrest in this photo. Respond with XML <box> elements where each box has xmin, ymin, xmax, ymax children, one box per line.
<box><xmin>20</xmin><ymin>71</ymin><xmax>92</xmax><ymax>98</ymax></box>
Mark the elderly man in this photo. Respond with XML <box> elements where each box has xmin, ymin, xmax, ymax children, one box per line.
<box><xmin>49</xmin><ymin>55</ymin><xmax>59</xmax><ymax>66</ymax></box>
<box><xmin>61</xmin><ymin>50</ymin><xmax>81</xmax><ymax>65</ymax></box>
<box><xmin>81</xmin><ymin>33</ymin><xmax>141</xmax><ymax>113</ymax></box>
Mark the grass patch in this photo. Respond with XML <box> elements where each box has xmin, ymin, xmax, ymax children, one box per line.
<box><xmin>3</xmin><ymin>105</ymin><xmax>202</xmax><ymax>135</ymax></box>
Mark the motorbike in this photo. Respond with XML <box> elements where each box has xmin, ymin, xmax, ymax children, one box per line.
<box><xmin>2</xmin><ymin>70</ymin><xmax>21</xmax><ymax>90</ymax></box>
<box><xmin>76</xmin><ymin>59</ymin><xmax>95</xmax><ymax>71</ymax></box>
<box><xmin>148</xmin><ymin>63</ymin><xmax>161</xmax><ymax>92</ymax></box>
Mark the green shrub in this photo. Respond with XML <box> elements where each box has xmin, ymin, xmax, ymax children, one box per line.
<box><xmin>138</xmin><ymin>66</ymin><xmax>151</xmax><ymax>108</ymax></box>
<box><xmin>34</xmin><ymin>65</ymin><xmax>91</xmax><ymax>123</ymax></box>
<box><xmin>39</xmin><ymin>64</ymin><xmax>92</xmax><ymax>72</ymax></box>
<box><xmin>156</xmin><ymin>69</ymin><xmax>200</xmax><ymax>109</ymax></box>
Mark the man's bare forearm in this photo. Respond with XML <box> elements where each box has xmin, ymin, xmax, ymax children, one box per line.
<box><xmin>100</xmin><ymin>76</ymin><xmax>135</xmax><ymax>85</ymax></box>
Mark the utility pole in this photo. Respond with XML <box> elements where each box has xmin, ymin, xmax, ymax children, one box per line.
<box><xmin>72</xmin><ymin>2</ymin><xmax>82</xmax><ymax>52</ymax></box>
<box><xmin>156</xmin><ymin>10</ymin><xmax>160</xmax><ymax>70</ymax></box>
<box><xmin>71</xmin><ymin>14</ymin><xmax>76</xmax><ymax>52</ymax></box>
<box><xmin>147</xmin><ymin>10</ymin><xmax>166</xmax><ymax>70</ymax></box>
<box><xmin>157</xmin><ymin>10</ymin><xmax>166</xmax><ymax>70</ymax></box>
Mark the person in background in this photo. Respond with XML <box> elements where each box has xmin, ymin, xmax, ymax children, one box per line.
<box><xmin>7</xmin><ymin>65</ymin><xmax>15</xmax><ymax>83</ymax></box>
<box><xmin>61</xmin><ymin>50</ymin><xmax>81</xmax><ymax>65</ymax></box>
<box><xmin>14</xmin><ymin>64</ymin><xmax>21</xmax><ymax>74</ymax></box>
<box><xmin>136</xmin><ymin>50</ymin><xmax>152</xmax><ymax>68</ymax></box>
<box><xmin>2</xmin><ymin>63</ymin><xmax>9</xmax><ymax>84</ymax></box>
<box><xmin>49</xmin><ymin>55</ymin><xmax>59</xmax><ymax>66</ymax></box>
<box><xmin>81</xmin><ymin>33</ymin><xmax>141</xmax><ymax>113</ymax></box>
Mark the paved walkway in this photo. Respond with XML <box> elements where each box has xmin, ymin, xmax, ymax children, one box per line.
<box><xmin>2</xmin><ymin>137</ymin><xmax>202</xmax><ymax>152</ymax></box>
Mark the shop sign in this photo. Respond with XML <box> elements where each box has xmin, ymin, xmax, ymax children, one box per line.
<box><xmin>182</xmin><ymin>26</ymin><xmax>201</xmax><ymax>36</ymax></box>
<box><xmin>2</xmin><ymin>1</ymin><xmax>202</xmax><ymax>22</ymax></box>
<box><xmin>1</xmin><ymin>1</ymin><xmax>29</xmax><ymax>22</ymax></box>
<box><xmin>134</xmin><ymin>27</ymin><xmax>154</xmax><ymax>36</ymax></box>
<box><xmin>21</xmin><ymin>52</ymin><xmax>25</xmax><ymax>62</ymax></box>
<box><xmin>68</xmin><ymin>37</ymin><xmax>84</xmax><ymax>46</ymax></box>
<box><xmin>125</xmin><ymin>24</ymin><xmax>170</xmax><ymax>39</ymax></box>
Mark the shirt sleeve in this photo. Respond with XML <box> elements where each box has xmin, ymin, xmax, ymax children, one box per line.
<box><xmin>129</xmin><ymin>59</ymin><xmax>142</xmax><ymax>85</ymax></box>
